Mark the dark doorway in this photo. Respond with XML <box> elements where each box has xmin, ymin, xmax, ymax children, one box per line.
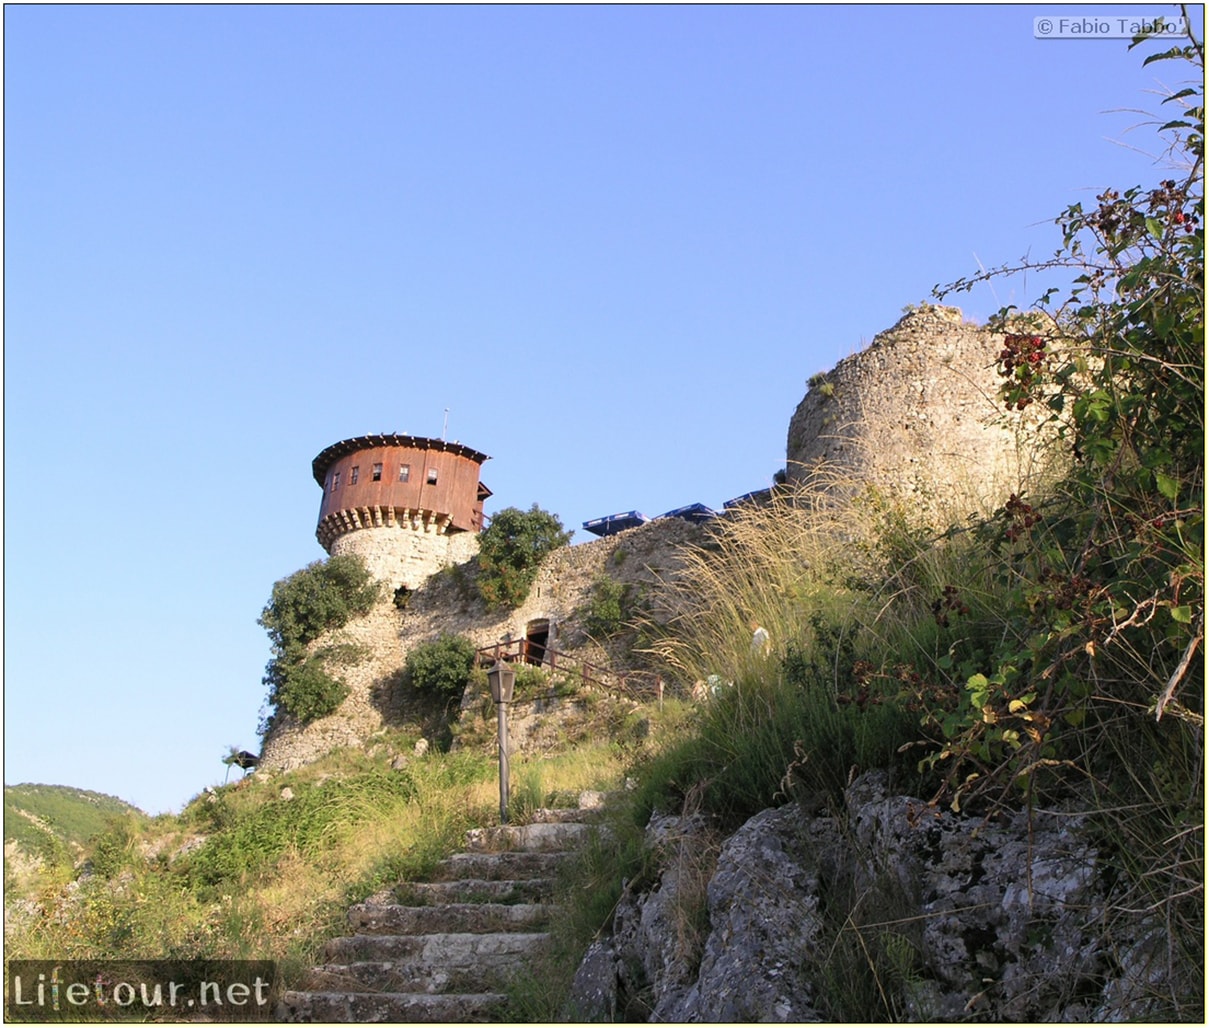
<box><xmin>524</xmin><ymin>619</ymin><xmax>550</xmax><ymax>667</ymax></box>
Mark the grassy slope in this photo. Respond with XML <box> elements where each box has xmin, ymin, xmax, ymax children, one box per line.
<box><xmin>2</xmin><ymin>722</ymin><xmax>634</xmax><ymax>987</ymax></box>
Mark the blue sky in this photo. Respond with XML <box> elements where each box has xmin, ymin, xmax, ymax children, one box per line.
<box><xmin>5</xmin><ymin>4</ymin><xmax>1202</xmax><ymax>814</ymax></box>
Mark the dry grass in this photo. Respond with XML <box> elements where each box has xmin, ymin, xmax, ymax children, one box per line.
<box><xmin>3</xmin><ymin>729</ymin><xmax>637</xmax><ymax>992</ymax></box>
<box><xmin>638</xmin><ymin>466</ymin><xmax>1012</xmax><ymax>690</ymax></box>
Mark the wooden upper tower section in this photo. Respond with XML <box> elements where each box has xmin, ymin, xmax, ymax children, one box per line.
<box><xmin>313</xmin><ymin>434</ymin><xmax>491</xmax><ymax>553</ymax></box>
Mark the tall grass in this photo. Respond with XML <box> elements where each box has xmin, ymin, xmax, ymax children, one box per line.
<box><xmin>4</xmin><ymin>742</ymin><xmax>502</xmax><ymax>976</ymax></box>
<box><xmin>620</xmin><ymin>457</ymin><xmax>1201</xmax><ymax>1019</ymax></box>
<box><xmin>4</xmin><ymin>727</ymin><xmax>638</xmax><ymax>1003</ymax></box>
<box><xmin>628</xmin><ymin>472</ymin><xmax>1002</xmax><ymax>817</ymax></box>
<box><xmin>641</xmin><ymin>468</ymin><xmax>1014</xmax><ymax>691</ymax></box>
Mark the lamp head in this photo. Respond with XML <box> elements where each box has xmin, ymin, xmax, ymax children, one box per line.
<box><xmin>487</xmin><ymin>660</ymin><xmax>515</xmax><ymax>704</ymax></box>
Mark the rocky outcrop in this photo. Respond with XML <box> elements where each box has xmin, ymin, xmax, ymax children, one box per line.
<box><xmin>571</xmin><ymin>772</ymin><xmax>1186</xmax><ymax>1022</ymax></box>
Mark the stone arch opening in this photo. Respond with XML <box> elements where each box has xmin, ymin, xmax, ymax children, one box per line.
<box><xmin>523</xmin><ymin>619</ymin><xmax>550</xmax><ymax>667</ymax></box>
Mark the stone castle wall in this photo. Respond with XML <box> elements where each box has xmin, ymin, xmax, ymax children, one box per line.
<box><xmin>329</xmin><ymin>525</ymin><xmax>482</xmax><ymax>594</ymax></box>
<box><xmin>786</xmin><ymin>305</ymin><xmax>1058</xmax><ymax>518</ymax></box>
<box><xmin>258</xmin><ymin>517</ymin><xmax>703</xmax><ymax>772</ymax></box>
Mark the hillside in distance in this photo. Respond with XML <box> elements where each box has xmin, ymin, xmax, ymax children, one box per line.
<box><xmin>5</xmin><ymin>782</ymin><xmax>146</xmax><ymax>862</ymax></box>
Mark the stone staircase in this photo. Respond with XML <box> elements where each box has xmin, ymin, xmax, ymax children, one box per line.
<box><xmin>278</xmin><ymin>799</ymin><xmax>602</xmax><ymax>1022</ymax></box>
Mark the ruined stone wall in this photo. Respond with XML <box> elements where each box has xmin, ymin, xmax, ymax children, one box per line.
<box><xmin>786</xmin><ymin>305</ymin><xmax>1058</xmax><ymax>519</ymax></box>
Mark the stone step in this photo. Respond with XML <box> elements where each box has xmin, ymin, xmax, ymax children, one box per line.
<box><xmin>465</xmin><ymin>820</ymin><xmax>593</xmax><ymax>853</ymax></box>
<box><xmin>397</xmin><ymin>876</ymin><xmax>555</xmax><ymax>905</ymax></box>
<box><xmin>347</xmin><ymin>901</ymin><xmax>550</xmax><ymax>935</ymax></box>
<box><xmin>526</xmin><ymin>806</ymin><xmax>596</xmax><ymax>823</ymax></box>
<box><xmin>324</xmin><ymin>930</ymin><xmax>551</xmax><ymax>965</ymax></box>
<box><xmin>304</xmin><ymin>956</ymin><xmax>525</xmax><ymax>995</ymax></box>
<box><xmin>435</xmin><ymin>849</ymin><xmax>570</xmax><ymax>882</ymax></box>
<box><xmin>279</xmin><ymin>797</ymin><xmax>616</xmax><ymax>1023</ymax></box>
<box><xmin>278</xmin><ymin>988</ymin><xmax>506</xmax><ymax>1023</ymax></box>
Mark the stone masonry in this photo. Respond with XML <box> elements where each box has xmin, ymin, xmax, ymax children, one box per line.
<box><xmin>329</xmin><ymin>524</ymin><xmax>482</xmax><ymax>595</ymax></box>
<box><xmin>258</xmin><ymin>517</ymin><xmax>702</xmax><ymax>772</ymax></box>
<box><xmin>787</xmin><ymin>304</ymin><xmax>1060</xmax><ymax>519</ymax></box>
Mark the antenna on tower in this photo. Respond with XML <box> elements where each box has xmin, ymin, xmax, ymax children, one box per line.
<box><xmin>442</xmin><ymin>408</ymin><xmax>450</xmax><ymax>441</ymax></box>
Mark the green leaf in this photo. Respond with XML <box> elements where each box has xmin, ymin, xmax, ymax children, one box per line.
<box><xmin>1145</xmin><ymin>217</ymin><xmax>1164</xmax><ymax>241</ymax></box>
<box><xmin>1162</xmin><ymin>87</ymin><xmax>1199</xmax><ymax>103</ymax></box>
<box><xmin>1171</xmin><ymin>605</ymin><xmax>1193</xmax><ymax>624</ymax></box>
<box><xmin>966</xmin><ymin>673</ymin><xmax>989</xmax><ymax>710</ymax></box>
<box><xmin>1156</xmin><ymin>471</ymin><xmax>1180</xmax><ymax>501</ymax></box>
<box><xmin>1142</xmin><ymin>45</ymin><xmax>1185</xmax><ymax>66</ymax></box>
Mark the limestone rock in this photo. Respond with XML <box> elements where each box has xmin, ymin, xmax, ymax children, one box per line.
<box><xmin>576</xmin><ymin>772</ymin><xmax>1185</xmax><ymax>1022</ymax></box>
<box><xmin>662</xmin><ymin>805</ymin><xmax>832</xmax><ymax>1022</ymax></box>
<box><xmin>609</xmin><ymin>813</ymin><xmax>719</xmax><ymax>1019</ymax></box>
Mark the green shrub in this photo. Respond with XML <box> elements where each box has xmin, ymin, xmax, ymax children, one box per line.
<box><xmin>86</xmin><ymin>815</ymin><xmax>140</xmax><ymax>878</ymax></box>
<box><xmin>265</xmin><ymin>652</ymin><xmax>351</xmax><ymax>723</ymax></box>
<box><xmin>406</xmin><ymin>634</ymin><xmax>478</xmax><ymax>697</ymax></box>
<box><xmin>510</xmin><ymin>662</ymin><xmax>559</xmax><ymax>702</ymax></box>
<box><xmin>931</xmin><ymin>37</ymin><xmax>1203</xmax><ymax>811</ymax></box>
<box><xmin>259</xmin><ymin>555</ymin><xmax>381</xmax><ymax>652</ymax></box>
<box><xmin>258</xmin><ymin>556</ymin><xmax>381</xmax><ymax>728</ymax></box>
<box><xmin>477</xmin><ymin>505</ymin><xmax>572</xmax><ymax>609</ymax></box>
<box><xmin>581</xmin><ymin>575</ymin><xmax>630</xmax><ymax>639</ymax></box>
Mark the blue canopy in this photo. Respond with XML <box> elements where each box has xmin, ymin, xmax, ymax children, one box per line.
<box><xmin>582</xmin><ymin>511</ymin><xmax>649</xmax><ymax>537</ymax></box>
<box><xmin>722</xmin><ymin>489</ymin><xmax>772</xmax><ymax>510</ymax></box>
<box><xmin>658</xmin><ymin>502</ymin><xmax>718</xmax><ymax>524</ymax></box>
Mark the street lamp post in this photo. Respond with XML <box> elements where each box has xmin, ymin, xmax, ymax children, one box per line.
<box><xmin>486</xmin><ymin>661</ymin><xmax>516</xmax><ymax>824</ymax></box>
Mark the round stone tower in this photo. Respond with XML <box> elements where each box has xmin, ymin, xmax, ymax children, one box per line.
<box><xmin>312</xmin><ymin>433</ymin><xmax>491</xmax><ymax>591</ymax></box>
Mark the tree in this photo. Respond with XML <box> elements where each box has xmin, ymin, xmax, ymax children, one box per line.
<box><xmin>257</xmin><ymin>555</ymin><xmax>381</xmax><ymax>728</ymax></box>
<box><xmin>258</xmin><ymin>554</ymin><xmax>381</xmax><ymax>654</ymax></box>
<box><xmin>476</xmin><ymin>504</ymin><xmax>573</xmax><ymax>609</ymax></box>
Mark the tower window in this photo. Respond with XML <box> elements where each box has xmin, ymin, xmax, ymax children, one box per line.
<box><xmin>331</xmin><ymin>471</ymin><xmax>341</xmax><ymax>491</ymax></box>
<box><xmin>426</xmin><ymin>468</ymin><xmax>439</xmax><ymax>485</ymax></box>
<box><xmin>372</xmin><ymin>463</ymin><xmax>383</xmax><ymax>482</ymax></box>
<box><xmin>399</xmin><ymin>464</ymin><xmax>411</xmax><ymax>483</ymax></box>
<box><xmin>350</xmin><ymin>466</ymin><xmax>360</xmax><ymax>485</ymax></box>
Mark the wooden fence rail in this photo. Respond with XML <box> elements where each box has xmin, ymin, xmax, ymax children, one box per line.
<box><xmin>474</xmin><ymin>640</ymin><xmax>671</xmax><ymax>704</ymax></box>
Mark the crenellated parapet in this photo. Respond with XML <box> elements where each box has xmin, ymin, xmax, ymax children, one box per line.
<box><xmin>316</xmin><ymin>506</ymin><xmax>453</xmax><ymax>551</ymax></box>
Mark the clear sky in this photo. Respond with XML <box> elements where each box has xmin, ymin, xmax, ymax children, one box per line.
<box><xmin>5</xmin><ymin>4</ymin><xmax>1202</xmax><ymax>814</ymax></box>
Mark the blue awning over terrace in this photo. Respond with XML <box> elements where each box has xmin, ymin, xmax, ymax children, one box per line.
<box><xmin>722</xmin><ymin>489</ymin><xmax>772</xmax><ymax>510</ymax></box>
<box><xmin>658</xmin><ymin>503</ymin><xmax>719</xmax><ymax>524</ymax></box>
<box><xmin>582</xmin><ymin>511</ymin><xmax>650</xmax><ymax>537</ymax></box>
